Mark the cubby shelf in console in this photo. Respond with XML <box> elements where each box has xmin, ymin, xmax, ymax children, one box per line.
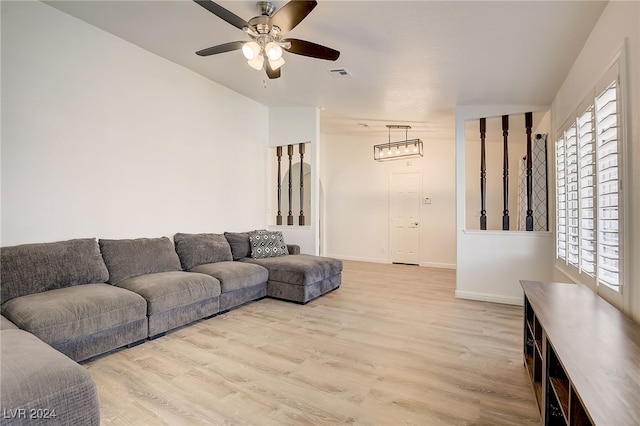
<box><xmin>520</xmin><ymin>280</ymin><xmax>640</xmax><ymax>425</ymax></box>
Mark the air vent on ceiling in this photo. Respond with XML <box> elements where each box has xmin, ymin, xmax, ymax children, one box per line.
<box><xmin>327</xmin><ymin>68</ymin><xmax>353</xmax><ymax>78</ymax></box>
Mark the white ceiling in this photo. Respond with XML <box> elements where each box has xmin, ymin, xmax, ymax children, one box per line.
<box><xmin>44</xmin><ymin>0</ymin><xmax>607</xmax><ymax>137</ymax></box>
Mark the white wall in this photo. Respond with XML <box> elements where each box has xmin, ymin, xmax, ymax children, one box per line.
<box><xmin>1</xmin><ymin>1</ymin><xmax>269</xmax><ymax>246</ymax></box>
<box><xmin>320</xmin><ymin>132</ymin><xmax>456</xmax><ymax>268</ymax></box>
<box><xmin>550</xmin><ymin>0</ymin><xmax>640</xmax><ymax>322</ymax></box>
<box><xmin>455</xmin><ymin>104</ymin><xmax>554</xmax><ymax>305</ymax></box>
<box><xmin>456</xmin><ymin>230</ymin><xmax>554</xmax><ymax>305</ymax></box>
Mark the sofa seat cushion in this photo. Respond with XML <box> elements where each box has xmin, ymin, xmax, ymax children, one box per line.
<box><xmin>1</xmin><ymin>283</ymin><xmax>147</xmax><ymax>346</ymax></box>
<box><xmin>114</xmin><ymin>271</ymin><xmax>221</xmax><ymax>315</ymax></box>
<box><xmin>191</xmin><ymin>261</ymin><xmax>268</xmax><ymax>293</ymax></box>
<box><xmin>0</xmin><ymin>329</ymin><xmax>100</xmax><ymax>425</ymax></box>
<box><xmin>241</xmin><ymin>254</ymin><xmax>343</xmax><ymax>286</ymax></box>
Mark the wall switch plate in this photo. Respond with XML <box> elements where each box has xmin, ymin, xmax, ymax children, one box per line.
<box><xmin>423</xmin><ymin>197</ymin><xmax>431</xmax><ymax>204</ymax></box>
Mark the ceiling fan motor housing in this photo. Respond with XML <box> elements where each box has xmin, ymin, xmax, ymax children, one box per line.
<box><xmin>256</xmin><ymin>1</ymin><xmax>276</xmax><ymax>17</ymax></box>
<box><xmin>248</xmin><ymin>15</ymin><xmax>275</xmax><ymax>35</ymax></box>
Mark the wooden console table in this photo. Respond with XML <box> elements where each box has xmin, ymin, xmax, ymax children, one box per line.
<box><xmin>520</xmin><ymin>280</ymin><xmax>640</xmax><ymax>425</ymax></box>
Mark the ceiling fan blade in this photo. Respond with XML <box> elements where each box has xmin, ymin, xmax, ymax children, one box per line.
<box><xmin>193</xmin><ymin>0</ymin><xmax>250</xmax><ymax>31</ymax></box>
<box><xmin>196</xmin><ymin>41</ymin><xmax>244</xmax><ymax>56</ymax></box>
<box><xmin>270</xmin><ymin>0</ymin><xmax>317</xmax><ymax>34</ymax></box>
<box><xmin>283</xmin><ymin>38</ymin><xmax>340</xmax><ymax>61</ymax></box>
<box><xmin>265</xmin><ymin>61</ymin><xmax>281</xmax><ymax>79</ymax></box>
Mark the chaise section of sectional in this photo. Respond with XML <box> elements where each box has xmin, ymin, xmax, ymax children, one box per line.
<box><xmin>174</xmin><ymin>233</ymin><xmax>268</xmax><ymax>312</ymax></box>
<box><xmin>99</xmin><ymin>237</ymin><xmax>221</xmax><ymax>338</ymax></box>
<box><xmin>0</xmin><ymin>239</ymin><xmax>148</xmax><ymax>362</ymax></box>
<box><xmin>243</xmin><ymin>254</ymin><xmax>343</xmax><ymax>303</ymax></box>
<box><xmin>1</xmin><ymin>328</ymin><xmax>100</xmax><ymax>426</ymax></box>
<box><xmin>225</xmin><ymin>230</ymin><xmax>343</xmax><ymax>304</ymax></box>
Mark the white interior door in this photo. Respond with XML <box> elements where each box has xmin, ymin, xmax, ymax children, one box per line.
<box><xmin>390</xmin><ymin>171</ymin><xmax>421</xmax><ymax>265</ymax></box>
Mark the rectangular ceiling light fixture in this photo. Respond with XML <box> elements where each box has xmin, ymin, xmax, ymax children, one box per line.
<box><xmin>374</xmin><ymin>125</ymin><xmax>424</xmax><ymax>161</ymax></box>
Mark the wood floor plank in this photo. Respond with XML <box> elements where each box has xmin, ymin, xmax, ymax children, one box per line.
<box><xmin>84</xmin><ymin>261</ymin><xmax>540</xmax><ymax>425</ymax></box>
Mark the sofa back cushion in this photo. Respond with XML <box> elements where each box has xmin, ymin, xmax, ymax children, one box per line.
<box><xmin>0</xmin><ymin>238</ymin><xmax>109</xmax><ymax>304</ymax></box>
<box><xmin>224</xmin><ymin>231</ymin><xmax>254</xmax><ymax>260</ymax></box>
<box><xmin>99</xmin><ymin>237</ymin><xmax>182</xmax><ymax>285</ymax></box>
<box><xmin>174</xmin><ymin>233</ymin><xmax>233</xmax><ymax>270</ymax></box>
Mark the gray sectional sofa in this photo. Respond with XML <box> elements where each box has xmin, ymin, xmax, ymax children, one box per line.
<box><xmin>0</xmin><ymin>318</ymin><xmax>100</xmax><ymax>426</ymax></box>
<box><xmin>174</xmin><ymin>232</ymin><xmax>268</xmax><ymax>312</ymax></box>
<box><xmin>1</xmin><ymin>238</ymin><xmax>148</xmax><ymax>362</ymax></box>
<box><xmin>0</xmin><ymin>230</ymin><xmax>342</xmax><ymax>425</ymax></box>
<box><xmin>99</xmin><ymin>237</ymin><xmax>222</xmax><ymax>338</ymax></box>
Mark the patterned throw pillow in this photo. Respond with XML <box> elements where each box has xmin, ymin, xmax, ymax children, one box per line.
<box><xmin>249</xmin><ymin>230</ymin><xmax>288</xmax><ymax>259</ymax></box>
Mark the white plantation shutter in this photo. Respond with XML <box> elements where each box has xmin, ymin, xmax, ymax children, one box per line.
<box><xmin>594</xmin><ymin>80</ymin><xmax>621</xmax><ymax>290</ymax></box>
<box><xmin>564</xmin><ymin>125</ymin><xmax>579</xmax><ymax>268</ymax></box>
<box><xmin>554</xmin><ymin>55</ymin><xmax>625</xmax><ymax>302</ymax></box>
<box><xmin>555</xmin><ymin>136</ymin><xmax>567</xmax><ymax>260</ymax></box>
<box><xmin>577</xmin><ymin>106</ymin><xmax>596</xmax><ymax>277</ymax></box>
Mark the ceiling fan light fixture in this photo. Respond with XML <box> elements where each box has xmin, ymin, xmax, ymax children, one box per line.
<box><xmin>194</xmin><ymin>0</ymin><xmax>340</xmax><ymax>80</ymax></box>
<box><xmin>265</xmin><ymin>42</ymin><xmax>283</xmax><ymax>60</ymax></box>
<box><xmin>242</xmin><ymin>41</ymin><xmax>261</xmax><ymax>60</ymax></box>
<box><xmin>269</xmin><ymin>56</ymin><xmax>285</xmax><ymax>70</ymax></box>
<box><xmin>248</xmin><ymin>54</ymin><xmax>265</xmax><ymax>70</ymax></box>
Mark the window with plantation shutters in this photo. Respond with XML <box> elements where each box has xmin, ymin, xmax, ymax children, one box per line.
<box><xmin>554</xmin><ymin>56</ymin><xmax>625</xmax><ymax>300</ymax></box>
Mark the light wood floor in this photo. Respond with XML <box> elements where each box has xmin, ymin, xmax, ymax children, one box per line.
<box><xmin>85</xmin><ymin>261</ymin><xmax>540</xmax><ymax>425</ymax></box>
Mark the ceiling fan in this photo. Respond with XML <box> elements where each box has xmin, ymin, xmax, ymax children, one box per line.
<box><xmin>193</xmin><ymin>0</ymin><xmax>340</xmax><ymax>79</ymax></box>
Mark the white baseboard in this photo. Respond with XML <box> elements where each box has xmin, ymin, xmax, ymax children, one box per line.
<box><xmin>324</xmin><ymin>255</ymin><xmax>457</xmax><ymax>270</ymax></box>
<box><xmin>324</xmin><ymin>254</ymin><xmax>391</xmax><ymax>264</ymax></box>
<box><xmin>420</xmin><ymin>262</ymin><xmax>456</xmax><ymax>270</ymax></box>
<box><xmin>455</xmin><ymin>290</ymin><xmax>523</xmax><ymax>306</ymax></box>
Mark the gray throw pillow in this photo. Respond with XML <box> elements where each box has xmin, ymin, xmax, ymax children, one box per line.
<box><xmin>99</xmin><ymin>237</ymin><xmax>182</xmax><ymax>284</ymax></box>
<box><xmin>174</xmin><ymin>233</ymin><xmax>233</xmax><ymax>270</ymax></box>
<box><xmin>0</xmin><ymin>238</ymin><xmax>109</xmax><ymax>304</ymax></box>
<box><xmin>249</xmin><ymin>230</ymin><xmax>288</xmax><ymax>259</ymax></box>
<box><xmin>224</xmin><ymin>231</ymin><xmax>254</xmax><ymax>260</ymax></box>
